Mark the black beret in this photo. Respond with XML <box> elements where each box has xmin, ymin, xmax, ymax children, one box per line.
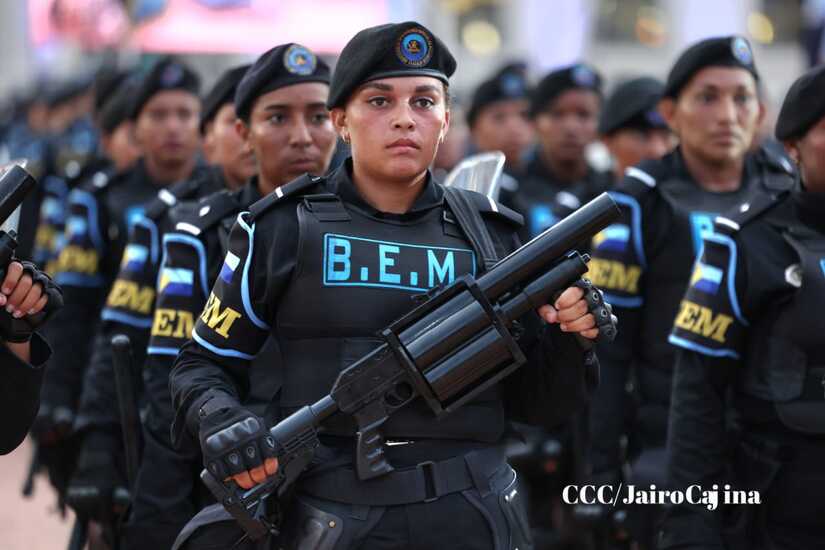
<box><xmin>234</xmin><ymin>44</ymin><xmax>330</xmax><ymax>122</ymax></box>
<box><xmin>93</xmin><ymin>67</ymin><xmax>129</xmax><ymax>115</ymax></box>
<box><xmin>599</xmin><ymin>77</ymin><xmax>667</xmax><ymax>135</ymax></box>
<box><xmin>328</xmin><ymin>21</ymin><xmax>457</xmax><ymax>109</ymax></box>
<box><xmin>200</xmin><ymin>64</ymin><xmax>250</xmax><ymax>134</ymax></box>
<box><xmin>530</xmin><ymin>63</ymin><xmax>602</xmax><ymax>117</ymax></box>
<box><xmin>46</xmin><ymin>78</ymin><xmax>92</xmax><ymax>108</ymax></box>
<box><xmin>664</xmin><ymin>35</ymin><xmax>759</xmax><ymax>98</ymax></box>
<box><xmin>99</xmin><ymin>77</ymin><xmax>140</xmax><ymax>134</ymax></box>
<box><xmin>775</xmin><ymin>64</ymin><xmax>825</xmax><ymax>141</ymax></box>
<box><xmin>129</xmin><ymin>56</ymin><xmax>201</xmax><ymax>119</ymax></box>
<box><xmin>467</xmin><ymin>67</ymin><xmax>530</xmax><ymax>127</ymax></box>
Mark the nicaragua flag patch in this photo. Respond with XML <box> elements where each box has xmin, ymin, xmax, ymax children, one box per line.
<box><xmin>220</xmin><ymin>251</ymin><xmax>240</xmax><ymax>284</ymax></box>
<box><xmin>593</xmin><ymin>224</ymin><xmax>630</xmax><ymax>253</ymax></box>
<box><xmin>121</xmin><ymin>244</ymin><xmax>149</xmax><ymax>272</ymax></box>
<box><xmin>159</xmin><ymin>267</ymin><xmax>194</xmax><ymax>296</ymax></box>
<box><xmin>690</xmin><ymin>262</ymin><xmax>723</xmax><ymax>295</ymax></box>
<box><xmin>66</xmin><ymin>216</ymin><xmax>87</xmax><ymax>241</ymax></box>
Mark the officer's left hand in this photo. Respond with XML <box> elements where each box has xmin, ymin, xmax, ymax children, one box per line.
<box><xmin>537</xmin><ymin>279</ymin><xmax>617</xmax><ymax>342</ymax></box>
<box><xmin>0</xmin><ymin>261</ymin><xmax>49</xmax><ymax>317</ymax></box>
<box><xmin>0</xmin><ymin>260</ymin><xmax>63</xmax><ymax>343</ymax></box>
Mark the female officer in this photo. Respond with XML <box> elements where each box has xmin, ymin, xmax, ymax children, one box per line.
<box><xmin>170</xmin><ymin>22</ymin><xmax>615</xmax><ymax>550</ymax></box>
<box><xmin>663</xmin><ymin>64</ymin><xmax>825</xmax><ymax>549</ymax></box>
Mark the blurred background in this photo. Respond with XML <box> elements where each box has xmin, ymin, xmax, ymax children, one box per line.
<box><xmin>1</xmin><ymin>1</ymin><xmax>823</xmax><ymax>548</ymax></box>
<box><xmin>0</xmin><ymin>0</ymin><xmax>823</xmax><ymax>113</ymax></box>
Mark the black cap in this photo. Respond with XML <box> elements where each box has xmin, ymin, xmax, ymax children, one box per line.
<box><xmin>200</xmin><ymin>64</ymin><xmax>250</xmax><ymax>134</ymax></box>
<box><xmin>129</xmin><ymin>56</ymin><xmax>201</xmax><ymax>119</ymax></box>
<box><xmin>99</xmin><ymin>77</ymin><xmax>140</xmax><ymax>134</ymax></box>
<box><xmin>93</xmin><ymin>67</ymin><xmax>129</xmax><ymax>115</ymax></box>
<box><xmin>467</xmin><ymin>66</ymin><xmax>531</xmax><ymax>127</ymax></box>
<box><xmin>234</xmin><ymin>44</ymin><xmax>330</xmax><ymax>122</ymax></box>
<box><xmin>46</xmin><ymin>78</ymin><xmax>92</xmax><ymax>108</ymax></box>
<box><xmin>775</xmin><ymin>64</ymin><xmax>825</xmax><ymax>141</ymax></box>
<box><xmin>530</xmin><ymin>63</ymin><xmax>602</xmax><ymax>117</ymax></box>
<box><xmin>599</xmin><ymin>77</ymin><xmax>667</xmax><ymax>135</ymax></box>
<box><xmin>328</xmin><ymin>21</ymin><xmax>457</xmax><ymax>109</ymax></box>
<box><xmin>664</xmin><ymin>35</ymin><xmax>759</xmax><ymax>99</ymax></box>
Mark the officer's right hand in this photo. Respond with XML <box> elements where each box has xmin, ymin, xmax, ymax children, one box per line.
<box><xmin>199</xmin><ymin>407</ymin><xmax>279</xmax><ymax>490</ymax></box>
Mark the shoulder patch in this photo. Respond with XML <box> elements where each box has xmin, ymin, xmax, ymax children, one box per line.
<box><xmin>588</xmin><ymin>189</ymin><xmax>647</xmax><ymax>308</ymax></box>
<box><xmin>248</xmin><ymin>174</ymin><xmax>323</xmax><ymax>221</ymax></box>
<box><xmin>669</xmin><ymin>233</ymin><xmax>748</xmax><ymax>359</ymax></box>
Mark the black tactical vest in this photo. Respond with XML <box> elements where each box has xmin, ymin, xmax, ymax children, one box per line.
<box><xmin>268</xmin><ymin>187</ymin><xmax>510</xmax><ymax>442</ymax></box>
<box><xmin>742</xmin><ymin>223</ymin><xmax>825</xmax><ymax>434</ymax></box>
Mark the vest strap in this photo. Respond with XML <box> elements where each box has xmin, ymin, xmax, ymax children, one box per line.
<box><xmin>303</xmin><ymin>193</ymin><xmax>351</xmax><ymax>222</ymax></box>
<box><xmin>443</xmin><ymin>188</ymin><xmax>498</xmax><ymax>270</ymax></box>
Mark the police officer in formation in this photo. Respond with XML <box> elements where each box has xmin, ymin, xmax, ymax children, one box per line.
<box><xmin>598</xmin><ymin>76</ymin><xmax>674</xmax><ymax>183</ymax></box>
<box><xmin>466</xmin><ymin>64</ymin><xmax>534</xmax><ymax>176</ymax></box>
<box><xmin>662</xmin><ymin>63</ymin><xmax>825</xmax><ymax>550</ymax></box>
<box><xmin>587</xmin><ymin>36</ymin><xmax>796</xmax><ymax>549</ymax></box>
<box><xmin>503</xmin><ymin>63</ymin><xmax>612</xmax><ymax>243</ymax></box>
<box><xmin>64</xmin><ymin>61</ymin><xmax>253</xmax><ymax>538</ymax></box>
<box><xmin>167</xmin><ymin>21</ymin><xmax>613</xmax><ymax>549</ymax></box>
<box><xmin>126</xmin><ymin>46</ymin><xmax>336</xmax><ymax>549</ymax></box>
<box><xmin>35</xmin><ymin>57</ymin><xmax>207</xmax><ymax>540</ymax></box>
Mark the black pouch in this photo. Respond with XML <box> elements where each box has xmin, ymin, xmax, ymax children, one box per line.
<box><xmin>463</xmin><ymin>465</ymin><xmax>534</xmax><ymax>550</ymax></box>
<box><xmin>280</xmin><ymin>497</ymin><xmax>344</xmax><ymax>550</ymax></box>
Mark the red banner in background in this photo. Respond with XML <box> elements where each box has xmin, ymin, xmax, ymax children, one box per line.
<box><xmin>29</xmin><ymin>0</ymin><xmax>389</xmax><ymax>54</ymax></box>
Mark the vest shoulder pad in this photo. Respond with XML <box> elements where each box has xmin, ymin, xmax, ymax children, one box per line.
<box><xmin>459</xmin><ymin>188</ymin><xmax>524</xmax><ymax>228</ymax></box>
<box><xmin>713</xmin><ymin>190</ymin><xmax>787</xmax><ymax>237</ymax></box>
<box><xmin>143</xmin><ymin>178</ymin><xmax>202</xmax><ymax>221</ymax></box>
<box><xmin>756</xmin><ymin>143</ymin><xmax>796</xmax><ymax>180</ymax></box>
<box><xmin>80</xmin><ymin>168</ymin><xmax>121</xmax><ymax>195</ymax></box>
<box><xmin>617</xmin><ymin>158</ymin><xmax>666</xmax><ymax>197</ymax></box>
<box><xmin>172</xmin><ymin>189</ymin><xmax>240</xmax><ymax>237</ymax></box>
<box><xmin>248</xmin><ymin>174</ymin><xmax>324</xmax><ymax>221</ymax></box>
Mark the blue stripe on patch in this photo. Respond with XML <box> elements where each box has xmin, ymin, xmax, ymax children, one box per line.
<box><xmin>192</xmin><ymin>328</ymin><xmax>255</xmax><ymax>360</ymax></box>
<box><xmin>668</xmin><ymin>334</ymin><xmax>741</xmax><ymax>360</ymax></box>
<box><xmin>101</xmin><ymin>309</ymin><xmax>154</xmax><ymax>328</ymax></box>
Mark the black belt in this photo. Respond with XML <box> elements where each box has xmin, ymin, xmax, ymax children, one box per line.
<box><xmin>298</xmin><ymin>446</ymin><xmax>507</xmax><ymax>506</ymax></box>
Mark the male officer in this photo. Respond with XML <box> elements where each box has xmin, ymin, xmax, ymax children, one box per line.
<box><xmin>599</xmin><ymin>76</ymin><xmax>674</xmax><ymax>181</ymax></box>
<box><xmin>502</xmin><ymin>63</ymin><xmax>612</xmax><ymax>243</ymax></box>
<box><xmin>35</xmin><ymin>57</ymin><xmax>203</xmax><ymax>528</ymax></box>
<box><xmin>123</xmin><ymin>50</ymin><xmax>335</xmax><ymax>549</ymax></box>
<box><xmin>587</xmin><ymin>36</ymin><xmax>795</xmax><ymax>549</ymax></box>
<box><xmin>466</xmin><ymin>65</ymin><xmax>534</xmax><ymax>175</ymax></box>
<box><xmin>662</xmin><ymin>62</ymin><xmax>825</xmax><ymax>550</ymax></box>
<box><xmin>170</xmin><ymin>22</ymin><xmax>614</xmax><ymax>550</ymax></box>
<box><xmin>65</xmin><ymin>63</ymin><xmax>258</xmax><ymax>533</ymax></box>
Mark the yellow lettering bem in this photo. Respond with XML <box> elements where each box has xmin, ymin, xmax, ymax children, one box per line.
<box><xmin>200</xmin><ymin>293</ymin><xmax>241</xmax><ymax>339</ymax></box>
<box><xmin>588</xmin><ymin>258</ymin><xmax>642</xmax><ymax>294</ymax></box>
<box><xmin>151</xmin><ymin>309</ymin><xmax>195</xmax><ymax>339</ymax></box>
<box><xmin>105</xmin><ymin>280</ymin><xmax>155</xmax><ymax>314</ymax></box>
<box><xmin>55</xmin><ymin>245</ymin><xmax>100</xmax><ymax>275</ymax></box>
<box><xmin>674</xmin><ymin>300</ymin><xmax>734</xmax><ymax>343</ymax></box>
